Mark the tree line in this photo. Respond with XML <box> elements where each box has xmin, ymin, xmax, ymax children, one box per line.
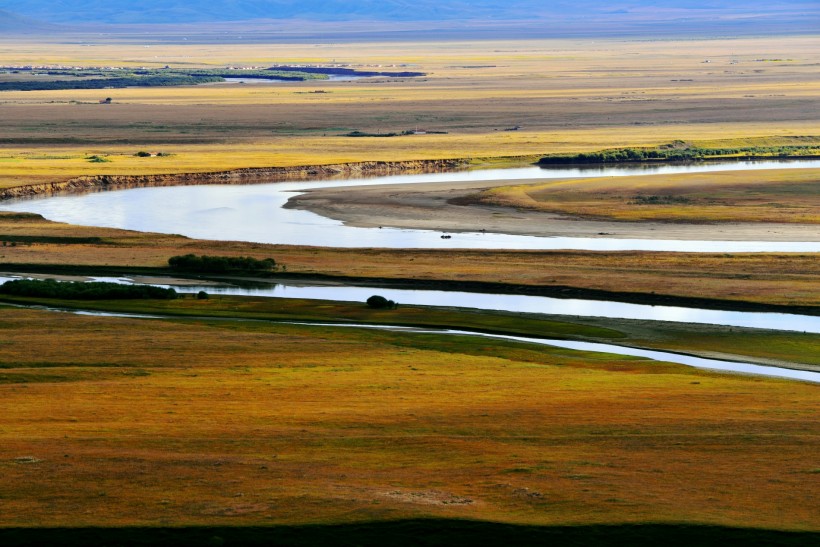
<box><xmin>0</xmin><ymin>67</ymin><xmax>325</xmax><ymax>92</ymax></box>
<box><xmin>0</xmin><ymin>279</ymin><xmax>178</xmax><ymax>300</ymax></box>
<box><xmin>168</xmin><ymin>254</ymin><xmax>277</xmax><ymax>273</ymax></box>
<box><xmin>538</xmin><ymin>144</ymin><xmax>820</xmax><ymax>164</ymax></box>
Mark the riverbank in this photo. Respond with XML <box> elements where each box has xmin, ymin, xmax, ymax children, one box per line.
<box><xmin>0</xmin><ymin>158</ymin><xmax>468</xmax><ymax>201</ymax></box>
<box><xmin>287</xmin><ymin>169</ymin><xmax>820</xmax><ymax>241</ymax></box>
<box><xmin>1</xmin><ymin>212</ymin><xmax>818</xmax><ymax>310</ymax></box>
<box><xmin>5</xmin><ymin>264</ymin><xmax>820</xmax><ymax>317</ymax></box>
<box><xmin>2</xmin><ymin>292</ymin><xmax>818</xmax><ymax>373</ymax></box>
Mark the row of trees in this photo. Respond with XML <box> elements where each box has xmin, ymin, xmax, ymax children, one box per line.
<box><xmin>0</xmin><ymin>75</ymin><xmax>224</xmax><ymax>92</ymax></box>
<box><xmin>0</xmin><ymin>279</ymin><xmax>178</xmax><ymax>300</ymax></box>
<box><xmin>0</xmin><ymin>67</ymin><xmax>327</xmax><ymax>92</ymax></box>
<box><xmin>168</xmin><ymin>254</ymin><xmax>276</xmax><ymax>273</ymax></box>
<box><xmin>538</xmin><ymin>144</ymin><xmax>820</xmax><ymax>164</ymax></box>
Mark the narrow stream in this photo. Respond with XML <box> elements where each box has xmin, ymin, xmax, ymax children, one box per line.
<box><xmin>3</xmin><ymin>274</ymin><xmax>817</xmax><ymax>333</ymax></box>
<box><xmin>312</xmin><ymin>323</ymin><xmax>820</xmax><ymax>384</ymax></box>
<box><xmin>10</xmin><ymin>303</ymin><xmax>818</xmax><ymax>383</ymax></box>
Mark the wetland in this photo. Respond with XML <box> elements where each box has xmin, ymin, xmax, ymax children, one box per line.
<box><xmin>0</xmin><ymin>30</ymin><xmax>817</xmax><ymax>541</ymax></box>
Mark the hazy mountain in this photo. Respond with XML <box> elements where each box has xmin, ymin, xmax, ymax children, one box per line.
<box><xmin>0</xmin><ymin>8</ymin><xmax>60</xmax><ymax>32</ymax></box>
<box><xmin>1</xmin><ymin>0</ymin><xmax>817</xmax><ymax>25</ymax></box>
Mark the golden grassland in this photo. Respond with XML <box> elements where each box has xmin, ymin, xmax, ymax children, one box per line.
<box><xmin>470</xmin><ymin>168</ymin><xmax>820</xmax><ymax>223</ymax></box>
<box><xmin>3</xmin><ymin>293</ymin><xmax>817</xmax><ymax>369</ymax></box>
<box><xmin>0</xmin><ymin>36</ymin><xmax>818</xmax><ymax>187</ymax></box>
<box><xmin>0</xmin><ymin>305</ymin><xmax>818</xmax><ymax>529</ymax></box>
<box><xmin>1</xmin><ymin>35</ymin><xmax>818</xmax><ymax>536</ymax></box>
<box><xmin>1</xmin><ymin>212</ymin><xmax>819</xmax><ymax>309</ymax></box>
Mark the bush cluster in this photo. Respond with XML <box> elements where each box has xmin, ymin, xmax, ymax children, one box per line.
<box><xmin>168</xmin><ymin>254</ymin><xmax>276</xmax><ymax>273</ymax></box>
<box><xmin>0</xmin><ymin>279</ymin><xmax>178</xmax><ymax>300</ymax></box>
<box><xmin>366</xmin><ymin>295</ymin><xmax>398</xmax><ymax>309</ymax></box>
<box><xmin>629</xmin><ymin>195</ymin><xmax>693</xmax><ymax>205</ymax></box>
<box><xmin>539</xmin><ymin>144</ymin><xmax>820</xmax><ymax>165</ymax></box>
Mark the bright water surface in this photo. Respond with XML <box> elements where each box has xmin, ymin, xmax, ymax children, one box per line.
<box><xmin>104</xmin><ymin>277</ymin><xmax>820</xmax><ymax>333</ymax></box>
<box><xmin>3</xmin><ymin>274</ymin><xmax>817</xmax><ymax>333</ymax></box>
<box><xmin>1</xmin><ymin>160</ymin><xmax>819</xmax><ymax>251</ymax></box>
<box><xmin>219</xmin><ymin>75</ymin><xmax>368</xmax><ymax>84</ymax></box>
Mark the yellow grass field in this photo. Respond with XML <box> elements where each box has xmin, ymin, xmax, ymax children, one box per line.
<box><xmin>1</xmin><ymin>36</ymin><xmax>818</xmax><ymax>187</ymax></box>
<box><xmin>0</xmin><ymin>306</ymin><xmax>817</xmax><ymax>529</ymax></box>
<box><xmin>470</xmin><ymin>168</ymin><xmax>820</xmax><ymax>223</ymax></box>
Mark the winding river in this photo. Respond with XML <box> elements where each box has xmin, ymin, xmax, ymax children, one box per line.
<box><xmin>2</xmin><ymin>274</ymin><xmax>818</xmax><ymax>334</ymax></box>
<box><xmin>1</xmin><ymin>159</ymin><xmax>819</xmax><ymax>251</ymax></box>
<box><xmin>1</xmin><ymin>160</ymin><xmax>818</xmax><ymax>381</ymax></box>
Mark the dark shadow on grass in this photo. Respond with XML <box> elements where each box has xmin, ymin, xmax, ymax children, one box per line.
<box><xmin>0</xmin><ymin>521</ymin><xmax>817</xmax><ymax>546</ymax></box>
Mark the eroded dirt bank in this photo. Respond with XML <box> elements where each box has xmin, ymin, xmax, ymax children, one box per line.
<box><xmin>0</xmin><ymin>159</ymin><xmax>467</xmax><ymax>201</ymax></box>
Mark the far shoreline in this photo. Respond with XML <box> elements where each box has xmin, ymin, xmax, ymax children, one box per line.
<box><xmin>1</xmin><ymin>152</ymin><xmax>817</xmax><ymax>203</ymax></box>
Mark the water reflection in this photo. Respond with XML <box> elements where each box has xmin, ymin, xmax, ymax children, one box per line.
<box><xmin>1</xmin><ymin>160</ymin><xmax>818</xmax><ymax>251</ymax></box>
<box><xmin>3</xmin><ymin>274</ymin><xmax>817</xmax><ymax>333</ymax></box>
<box><xmin>152</xmin><ymin>281</ymin><xmax>820</xmax><ymax>334</ymax></box>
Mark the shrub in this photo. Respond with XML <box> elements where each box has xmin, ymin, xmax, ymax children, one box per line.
<box><xmin>366</xmin><ymin>295</ymin><xmax>396</xmax><ymax>309</ymax></box>
<box><xmin>0</xmin><ymin>279</ymin><xmax>177</xmax><ymax>300</ymax></box>
<box><xmin>168</xmin><ymin>254</ymin><xmax>276</xmax><ymax>273</ymax></box>
<box><xmin>538</xmin><ymin>143</ymin><xmax>820</xmax><ymax>165</ymax></box>
<box><xmin>196</xmin><ymin>291</ymin><xmax>209</xmax><ymax>300</ymax></box>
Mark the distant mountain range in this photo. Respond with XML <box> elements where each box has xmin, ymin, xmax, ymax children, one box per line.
<box><xmin>2</xmin><ymin>0</ymin><xmax>818</xmax><ymax>25</ymax></box>
<box><xmin>0</xmin><ymin>8</ymin><xmax>60</xmax><ymax>32</ymax></box>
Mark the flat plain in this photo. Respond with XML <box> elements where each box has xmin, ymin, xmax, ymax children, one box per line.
<box><xmin>1</xmin><ymin>36</ymin><xmax>818</xmax><ymax>186</ymax></box>
<box><xmin>1</xmin><ymin>304</ymin><xmax>818</xmax><ymax>531</ymax></box>
<box><xmin>0</xmin><ymin>32</ymin><xmax>818</xmax><ymax>544</ymax></box>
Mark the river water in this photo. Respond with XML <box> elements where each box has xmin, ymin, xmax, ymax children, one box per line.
<box><xmin>2</xmin><ymin>161</ymin><xmax>817</xmax><ymax>381</ymax></box>
<box><xmin>98</xmin><ymin>277</ymin><xmax>820</xmax><ymax>334</ymax></box>
<box><xmin>1</xmin><ymin>159</ymin><xmax>818</xmax><ymax>251</ymax></box>
<box><xmin>218</xmin><ymin>75</ymin><xmax>368</xmax><ymax>84</ymax></box>
<box><xmin>2</xmin><ymin>274</ymin><xmax>817</xmax><ymax>334</ymax></box>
